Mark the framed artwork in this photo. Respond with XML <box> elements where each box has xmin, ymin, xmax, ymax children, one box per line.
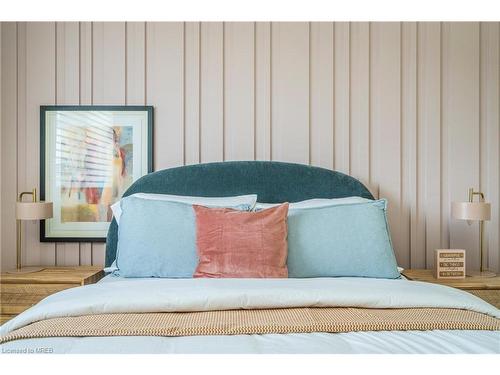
<box><xmin>40</xmin><ymin>105</ymin><xmax>153</xmax><ymax>242</ymax></box>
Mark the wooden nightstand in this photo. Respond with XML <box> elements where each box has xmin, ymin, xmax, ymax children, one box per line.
<box><xmin>402</xmin><ymin>269</ymin><xmax>500</xmax><ymax>309</ymax></box>
<box><xmin>0</xmin><ymin>266</ymin><xmax>104</xmax><ymax>324</ymax></box>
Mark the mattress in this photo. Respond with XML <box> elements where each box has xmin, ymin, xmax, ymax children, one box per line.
<box><xmin>1</xmin><ymin>275</ymin><xmax>499</xmax><ymax>354</ymax></box>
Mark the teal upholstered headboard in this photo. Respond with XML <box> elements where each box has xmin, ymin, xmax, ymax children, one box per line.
<box><xmin>105</xmin><ymin>161</ymin><xmax>374</xmax><ymax>266</ymax></box>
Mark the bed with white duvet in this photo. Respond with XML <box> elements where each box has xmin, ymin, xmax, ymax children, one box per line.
<box><xmin>3</xmin><ymin>162</ymin><xmax>499</xmax><ymax>354</ymax></box>
<box><xmin>1</xmin><ymin>275</ymin><xmax>499</xmax><ymax>354</ymax></box>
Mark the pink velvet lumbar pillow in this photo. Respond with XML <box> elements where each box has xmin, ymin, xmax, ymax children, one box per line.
<box><xmin>193</xmin><ymin>203</ymin><xmax>289</xmax><ymax>278</ymax></box>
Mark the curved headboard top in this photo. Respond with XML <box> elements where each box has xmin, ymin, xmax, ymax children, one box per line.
<box><xmin>105</xmin><ymin>161</ymin><xmax>374</xmax><ymax>266</ymax></box>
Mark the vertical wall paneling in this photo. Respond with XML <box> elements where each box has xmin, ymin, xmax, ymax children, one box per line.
<box><xmin>255</xmin><ymin>22</ymin><xmax>271</xmax><ymax>161</ymax></box>
<box><xmin>418</xmin><ymin>23</ymin><xmax>442</xmax><ymax>268</ymax></box>
<box><xmin>92</xmin><ymin>22</ymin><xmax>126</xmax><ymax>104</ymax></box>
<box><xmin>79</xmin><ymin>22</ymin><xmax>93</xmax><ymax>106</ymax></box>
<box><xmin>224</xmin><ymin>22</ymin><xmax>255</xmax><ymax>161</ymax></box>
<box><xmin>443</xmin><ymin>23</ymin><xmax>481</xmax><ymax>271</ymax></box>
<box><xmin>126</xmin><ymin>22</ymin><xmax>146</xmax><ymax>105</ymax></box>
<box><xmin>0</xmin><ymin>24</ymin><xmax>2</xmax><ymax>268</ymax></box>
<box><xmin>480</xmin><ymin>23</ymin><xmax>499</xmax><ymax>271</ymax></box>
<box><xmin>24</xmin><ymin>23</ymin><xmax>56</xmax><ymax>266</ymax></box>
<box><xmin>0</xmin><ymin>24</ymin><xmax>2</xmax><ymax>269</ymax></box>
<box><xmin>184</xmin><ymin>22</ymin><xmax>200</xmax><ymax>165</ymax></box>
<box><xmin>91</xmin><ymin>22</ymin><xmax>126</xmax><ymax>266</ymax></box>
<box><xmin>310</xmin><ymin>22</ymin><xmax>334</xmax><ymax>170</ymax></box>
<box><xmin>371</xmin><ymin>22</ymin><xmax>403</xmax><ymax>264</ymax></box>
<box><xmin>334</xmin><ymin>22</ymin><xmax>350</xmax><ymax>174</ymax></box>
<box><xmin>147</xmin><ymin>22</ymin><xmax>184</xmax><ymax>169</ymax></box>
<box><xmin>401</xmin><ymin>22</ymin><xmax>417</xmax><ymax>269</ymax></box>
<box><xmin>271</xmin><ymin>22</ymin><xmax>310</xmax><ymax>164</ymax></box>
<box><xmin>16</xmin><ymin>23</ymin><xmax>27</xmax><ymax>267</ymax></box>
<box><xmin>350</xmin><ymin>22</ymin><xmax>370</xmax><ymax>184</ymax></box>
<box><xmin>78</xmin><ymin>22</ymin><xmax>93</xmax><ymax>265</ymax></box>
<box><xmin>200</xmin><ymin>22</ymin><xmax>224</xmax><ymax>163</ymax></box>
<box><xmin>56</xmin><ymin>23</ymin><xmax>79</xmax><ymax>104</ymax></box>
<box><xmin>55</xmin><ymin>22</ymin><xmax>81</xmax><ymax>266</ymax></box>
<box><xmin>1</xmin><ymin>23</ymin><xmax>17</xmax><ymax>270</ymax></box>
<box><xmin>441</xmin><ymin>23</ymin><xmax>450</xmax><ymax>255</ymax></box>
<box><xmin>1</xmin><ymin>22</ymin><xmax>500</xmax><ymax>271</ymax></box>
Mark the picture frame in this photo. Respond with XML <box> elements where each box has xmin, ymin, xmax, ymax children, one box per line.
<box><xmin>40</xmin><ymin>105</ymin><xmax>154</xmax><ymax>242</ymax></box>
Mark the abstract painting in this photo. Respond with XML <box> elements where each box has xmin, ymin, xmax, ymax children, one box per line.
<box><xmin>40</xmin><ymin>106</ymin><xmax>153</xmax><ymax>241</ymax></box>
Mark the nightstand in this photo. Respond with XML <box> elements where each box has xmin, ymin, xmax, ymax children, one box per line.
<box><xmin>0</xmin><ymin>266</ymin><xmax>104</xmax><ymax>324</ymax></box>
<box><xmin>402</xmin><ymin>269</ymin><xmax>500</xmax><ymax>309</ymax></box>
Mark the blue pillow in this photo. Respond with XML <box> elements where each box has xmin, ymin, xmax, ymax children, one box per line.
<box><xmin>116</xmin><ymin>196</ymin><xmax>253</xmax><ymax>278</ymax></box>
<box><xmin>286</xmin><ymin>199</ymin><xmax>399</xmax><ymax>279</ymax></box>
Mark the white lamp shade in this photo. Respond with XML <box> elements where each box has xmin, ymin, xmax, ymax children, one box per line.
<box><xmin>16</xmin><ymin>201</ymin><xmax>53</xmax><ymax>220</ymax></box>
<box><xmin>451</xmin><ymin>201</ymin><xmax>491</xmax><ymax>221</ymax></box>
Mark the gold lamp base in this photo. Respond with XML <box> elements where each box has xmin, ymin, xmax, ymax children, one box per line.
<box><xmin>466</xmin><ymin>270</ymin><xmax>497</xmax><ymax>278</ymax></box>
<box><xmin>6</xmin><ymin>266</ymin><xmax>45</xmax><ymax>274</ymax></box>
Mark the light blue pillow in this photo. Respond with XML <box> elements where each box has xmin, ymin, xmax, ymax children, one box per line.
<box><xmin>287</xmin><ymin>199</ymin><xmax>399</xmax><ymax>279</ymax></box>
<box><xmin>115</xmin><ymin>196</ymin><xmax>253</xmax><ymax>278</ymax></box>
<box><xmin>111</xmin><ymin>193</ymin><xmax>257</xmax><ymax>225</ymax></box>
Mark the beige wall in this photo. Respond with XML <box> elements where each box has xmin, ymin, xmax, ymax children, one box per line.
<box><xmin>0</xmin><ymin>24</ymin><xmax>2</xmax><ymax>270</ymax></box>
<box><xmin>1</xmin><ymin>22</ymin><xmax>499</xmax><ymax>272</ymax></box>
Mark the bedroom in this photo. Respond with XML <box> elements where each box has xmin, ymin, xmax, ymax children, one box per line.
<box><xmin>0</xmin><ymin>0</ymin><xmax>499</xmax><ymax>371</ymax></box>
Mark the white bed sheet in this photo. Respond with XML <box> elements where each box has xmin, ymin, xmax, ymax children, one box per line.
<box><xmin>1</xmin><ymin>276</ymin><xmax>499</xmax><ymax>354</ymax></box>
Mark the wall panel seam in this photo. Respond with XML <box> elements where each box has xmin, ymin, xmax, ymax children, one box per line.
<box><xmin>269</xmin><ymin>22</ymin><xmax>273</xmax><ymax>161</ymax></box>
<box><xmin>198</xmin><ymin>23</ymin><xmax>202</xmax><ymax>163</ymax></box>
<box><xmin>90</xmin><ymin>22</ymin><xmax>94</xmax><ymax>265</ymax></box>
<box><xmin>367</xmin><ymin>22</ymin><xmax>371</xmax><ymax>183</ymax></box>
<box><xmin>399</xmin><ymin>22</ymin><xmax>403</xmax><ymax>225</ymax></box>
<box><xmin>401</xmin><ymin>22</ymin><xmax>407</xmax><ymax>264</ymax></box>
<box><xmin>144</xmin><ymin>22</ymin><xmax>147</xmax><ymax>104</ymax></box>
<box><xmin>253</xmin><ymin>22</ymin><xmax>257</xmax><ymax>160</ymax></box>
<box><xmin>15</xmin><ymin>22</ymin><xmax>19</xmax><ymax>218</ymax></box>
<box><xmin>440</xmin><ymin>21</ymin><xmax>446</xmax><ymax>250</ymax></box>
<box><xmin>222</xmin><ymin>22</ymin><xmax>226</xmax><ymax>161</ymax></box>
<box><xmin>54</xmin><ymin>23</ymin><xmax>58</xmax><ymax>265</ymax></box>
<box><xmin>78</xmin><ymin>22</ymin><xmax>81</xmax><ymax>105</ymax></box>
<box><xmin>332</xmin><ymin>24</ymin><xmax>336</xmax><ymax>170</ymax></box>
<box><xmin>476</xmin><ymin>23</ymin><xmax>480</xmax><ymax>194</ymax></box>
<box><xmin>308</xmin><ymin>22</ymin><xmax>312</xmax><ymax>165</ymax></box>
<box><xmin>413</xmin><ymin>23</ymin><xmax>420</xmax><ymax>268</ymax></box>
<box><xmin>91</xmin><ymin>22</ymin><xmax>94</xmax><ymax>106</ymax></box>
<box><xmin>183</xmin><ymin>22</ymin><xmax>186</xmax><ymax>165</ymax></box>
<box><xmin>123</xmin><ymin>22</ymin><xmax>126</xmax><ymax>103</ymax></box>
<box><xmin>347</xmin><ymin>22</ymin><xmax>352</xmax><ymax>174</ymax></box>
<box><xmin>78</xmin><ymin>22</ymin><xmax>82</xmax><ymax>261</ymax></box>
<box><xmin>55</xmin><ymin>23</ymin><xmax>58</xmax><ymax>104</ymax></box>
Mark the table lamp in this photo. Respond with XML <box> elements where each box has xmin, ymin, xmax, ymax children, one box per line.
<box><xmin>451</xmin><ymin>188</ymin><xmax>494</xmax><ymax>277</ymax></box>
<box><xmin>7</xmin><ymin>188</ymin><xmax>53</xmax><ymax>274</ymax></box>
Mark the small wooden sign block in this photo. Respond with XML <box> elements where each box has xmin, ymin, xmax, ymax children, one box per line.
<box><xmin>435</xmin><ymin>249</ymin><xmax>466</xmax><ymax>279</ymax></box>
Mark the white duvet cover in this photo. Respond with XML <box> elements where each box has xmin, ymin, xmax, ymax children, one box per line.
<box><xmin>1</xmin><ymin>276</ymin><xmax>499</xmax><ymax>354</ymax></box>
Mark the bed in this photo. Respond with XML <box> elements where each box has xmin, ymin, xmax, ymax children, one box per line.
<box><xmin>1</xmin><ymin>161</ymin><xmax>499</xmax><ymax>354</ymax></box>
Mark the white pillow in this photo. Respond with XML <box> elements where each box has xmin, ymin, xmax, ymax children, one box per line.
<box><xmin>111</xmin><ymin>193</ymin><xmax>258</xmax><ymax>225</ymax></box>
<box><xmin>255</xmin><ymin>196</ymin><xmax>371</xmax><ymax>210</ymax></box>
